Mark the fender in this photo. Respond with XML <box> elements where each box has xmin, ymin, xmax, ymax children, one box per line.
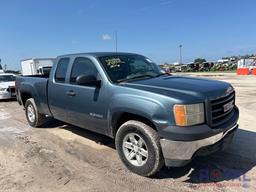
<box><xmin>108</xmin><ymin>93</ymin><xmax>171</xmax><ymax>137</ymax></box>
<box><xmin>19</xmin><ymin>80</ymin><xmax>51</xmax><ymax>115</ymax></box>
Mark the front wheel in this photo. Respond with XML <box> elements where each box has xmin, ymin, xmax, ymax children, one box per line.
<box><xmin>115</xmin><ymin>120</ymin><xmax>164</xmax><ymax>176</ymax></box>
<box><xmin>25</xmin><ymin>98</ymin><xmax>46</xmax><ymax>127</ymax></box>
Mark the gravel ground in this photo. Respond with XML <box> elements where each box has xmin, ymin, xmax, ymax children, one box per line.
<box><xmin>0</xmin><ymin>73</ymin><xmax>255</xmax><ymax>192</ymax></box>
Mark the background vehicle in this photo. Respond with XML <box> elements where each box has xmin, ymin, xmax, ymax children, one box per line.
<box><xmin>21</xmin><ymin>58</ymin><xmax>54</xmax><ymax>76</ymax></box>
<box><xmin>0</xmin><ymin>73</ymin><xmax>16</xmax><ymax>100</ymax></box>
<box><xmin>37</xmin><ymin>66</ymin><xmax>52</xmax><ymax>76</ymax></box>
<box><xmin>16</xmin><ymin>52</ymin><xmax>239</xmax><ymax>176</ymax></box>
<box><xmin>0</xmin><ymin>64</ymin><xmax>3</xmax><ymax>73</ymax></box>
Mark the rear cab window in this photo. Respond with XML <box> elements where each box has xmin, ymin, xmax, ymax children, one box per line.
<box><xmin>55</xmin><ymin>58</ymin><xmax>70</xmax><ymax>83</ymax></box>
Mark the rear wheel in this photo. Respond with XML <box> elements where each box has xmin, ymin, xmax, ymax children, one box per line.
<box><xmin>25</xmin><ymin>98</ymin><xmax>46</xmax><ymax>127</ymax></box>
<box><xmin>115</xmin><ymin>120</ymin><xmax>164</xmax><ymax>176</ymax></box>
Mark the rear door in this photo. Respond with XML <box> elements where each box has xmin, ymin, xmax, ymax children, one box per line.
<box><xmin>48</xmin><ymin>57</ymin><xmax>70</xmax><ymax>122</ymax></box>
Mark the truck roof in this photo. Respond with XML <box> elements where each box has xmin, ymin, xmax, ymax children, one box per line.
<box><xmin>58</xmin><ymin>52</ymin><xmax>142</xmax><ymax>58</ymax></box>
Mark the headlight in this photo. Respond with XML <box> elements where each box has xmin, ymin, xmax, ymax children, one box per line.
<box><xmin>0</xmin><ymin>88</ymin><xmax>6</xmax><ymax>91</ymax></box>
<box><xmin>173</xmin><ymin>103</ymin><xmax>205</xmax><ymax>126</ymax></box>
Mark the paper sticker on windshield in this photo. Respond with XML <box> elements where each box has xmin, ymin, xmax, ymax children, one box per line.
<box><xmin>105</xmin><ymin>58</ymin><xmax>125</xmax><ymax>68</ymax></box>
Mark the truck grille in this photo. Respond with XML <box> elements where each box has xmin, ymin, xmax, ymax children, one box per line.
<box><xmin>210</xmin><ymin>91</ymin><xmax>235</xmax><ymax>127</ymax></box>
<box><xmin>7</xmin><ymin>86</ymin><xmax>16</xmax><ymax>97</ymax></box>
<box><xmin>7</xmin><ymin>87</ymin><xmax>15</xmax><ymax>93</ymax></box>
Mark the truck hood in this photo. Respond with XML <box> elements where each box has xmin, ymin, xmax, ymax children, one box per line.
<box><xmin>120</xmin><ymin>76</ymin><xmax>232</xmax><ymax>100</ymax></box>
<box><xmin>0</xmin><ymin>81</ymin><xmax>15</xmax><ymax>88</ymax></box>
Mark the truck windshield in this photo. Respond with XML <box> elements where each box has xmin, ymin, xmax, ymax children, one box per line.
<box><xmin>0</xmin><ymin>75</ymin><xmax>15</xmax><ymax>82</ymax></box>
<box><xmin>98</xmin><ymin>55</ymin><xmax>163</xmax><ymax>83</ymax></box>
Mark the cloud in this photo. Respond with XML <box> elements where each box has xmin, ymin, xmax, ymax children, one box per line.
<box><xmin>75</xmin><ymin>0</ymin><xmax>97</xmax><ymax>16</ymax></box>
<box><xmin>102</xmin><ymin>34</ymin><xmax>112</xmax><ymax>41</ymax></box>
<box><xmin>160</xmin><ymin>0</ymin><xmax>176</xmax><ymax>6</ymax></box>
<box><xmin>137</xmin><ymin>0</ymin><xmax>177</xmax><ymax>12</ymax></box>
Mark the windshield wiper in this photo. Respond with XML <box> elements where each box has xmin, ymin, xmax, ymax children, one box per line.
<box><xmin>154</xmin><ymin>73</ymin><xmax>171</xmax><ymax>78</ymax></box>
<box><xmin>118</xmin><ymin>75</ymin><xmax>154</xmax><ymax>83</ymax></box>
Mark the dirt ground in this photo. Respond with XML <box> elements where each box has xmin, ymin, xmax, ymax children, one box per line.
<box><xmin>0</xmin><ymin>73</ymin><xmax>255</xmax><ymax>192</ymax></box>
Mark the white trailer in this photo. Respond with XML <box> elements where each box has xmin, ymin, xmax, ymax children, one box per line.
<box><xmin>21</xmin><ymin>58</ymin><xmax>55</xmax><ymax>76</ymax></box>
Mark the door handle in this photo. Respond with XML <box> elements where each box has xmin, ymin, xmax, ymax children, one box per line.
<box><xmin>66</xmin><ymin>90</ymin><xmax>76</xmax><ymax>96</ymax></box>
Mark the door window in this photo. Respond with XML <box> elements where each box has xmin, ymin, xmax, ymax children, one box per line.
<box><xmin>70</xmin><ymin>57</ymin><xmax>98</xmax><ymax>84</ymax></box>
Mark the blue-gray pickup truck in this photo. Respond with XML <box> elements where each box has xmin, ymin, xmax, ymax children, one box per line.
<box><xmin>16</xmin><ymin>52</ymin><xmax>239</xmax><ymax>176</ymax></box>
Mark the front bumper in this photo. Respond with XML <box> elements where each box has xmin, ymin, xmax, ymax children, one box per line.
<box><xmin>0</xmin><ymin>91</ymin><xmax>16</xmax><ymax>100</ymax></box>
<box><xmin>160</xmin><ymin>124</ymin><xmax>238</xmax><ymax>167</ymax></box>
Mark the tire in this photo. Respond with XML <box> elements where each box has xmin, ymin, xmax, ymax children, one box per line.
<box><xmin>25</xmin><ymin>98</ymin><xmax>46</xmax><ymax>127</ymax></box>
<box><xmin>115</xmin><ymin>120</ymin><xmax>164</xmax><ymax>176</ymax></box>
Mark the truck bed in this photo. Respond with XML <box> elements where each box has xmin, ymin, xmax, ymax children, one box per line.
<box><xmin>16</xmin><ymin>76</ymin><xmax>52</xmax><ymax>116</ymax></box>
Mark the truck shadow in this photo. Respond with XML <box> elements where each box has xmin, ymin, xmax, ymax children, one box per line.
<box><xmin>155</xmin><ymin>128</ymin><xmax>256</xmax><ymax>184</ymax></box>
<box><xmin>42</xmin><ymin>120</ymin><xmax>256</xmax><ymax>184</ymax></box>
<box><xmin>43</xmin><ymin>119</ymin><xmax>115</xmax><ymax>148</ymax></box>
<box><xmin>0</xmin><ymin>98</ymin><xmax>17</xmax><ymax>102</ymax></box>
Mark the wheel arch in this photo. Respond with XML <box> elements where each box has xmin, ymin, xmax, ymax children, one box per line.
<box><xmin>20</xmin><ymin>91</ymin><xmax>33</xmax><ymax>106</ymax></box>
<box><xmin>110</xmin><ymin>112</ymin><xmax>158</xmax><ymax>138</ymax></box>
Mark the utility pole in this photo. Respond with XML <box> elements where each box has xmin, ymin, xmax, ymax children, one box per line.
<box><xmin>115</xmin><ymin>31</ymin><xmax>118</xmax><ymax>52</ymax></box>
<box><xmin>179</xmin><ymin>44</ymin><xmax>182</xmax><ymax>64</ymax></box>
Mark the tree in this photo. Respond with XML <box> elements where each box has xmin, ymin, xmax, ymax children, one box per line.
<box><xmin>194</xmin><ymin>58</ymin><xmax>206</xmax><ymax>63</ymax></box>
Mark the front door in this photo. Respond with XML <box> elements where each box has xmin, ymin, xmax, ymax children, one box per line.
<box><xmin>65</xmin><ymin>57</ymin><xmax>108</xmax><ymax>134</ymax></box>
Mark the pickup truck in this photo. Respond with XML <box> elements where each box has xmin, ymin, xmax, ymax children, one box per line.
<box><xmin>16</xmin><ymin>52</ymin><xmax>239</xmax><ymax>176</ymax></box>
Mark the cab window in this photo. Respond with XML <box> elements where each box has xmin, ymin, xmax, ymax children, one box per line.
<box><xmin>70</xmin><ymin>57</ymin><xmax>98</xmax><ymax>84</ymax></box>
<box><xmin>55</xmin><ymin>58</ymin><xmax>70</xmax><ymax>83</ymax></box>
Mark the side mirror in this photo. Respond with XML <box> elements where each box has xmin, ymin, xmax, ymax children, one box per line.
<box><xmin>76</xmin><ymin>75</ymin><xmax>101</xmax><ymax>87</ymax></box>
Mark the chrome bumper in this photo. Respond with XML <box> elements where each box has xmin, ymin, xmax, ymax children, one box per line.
<box><xmin>160</xmin><ymin>124</ymin><xmax>238</xmax><ymax>161</ymax></box>
<box><xmin>0</xmin><ymin>92</ymin><xmax>12</xmax><ymax>99</ymax></box>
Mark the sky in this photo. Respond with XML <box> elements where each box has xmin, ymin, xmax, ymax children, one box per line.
<box><xmin>1</xmin><ymin>0</ymin><xmax>256</xmax><ymax>70</ymax></box>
